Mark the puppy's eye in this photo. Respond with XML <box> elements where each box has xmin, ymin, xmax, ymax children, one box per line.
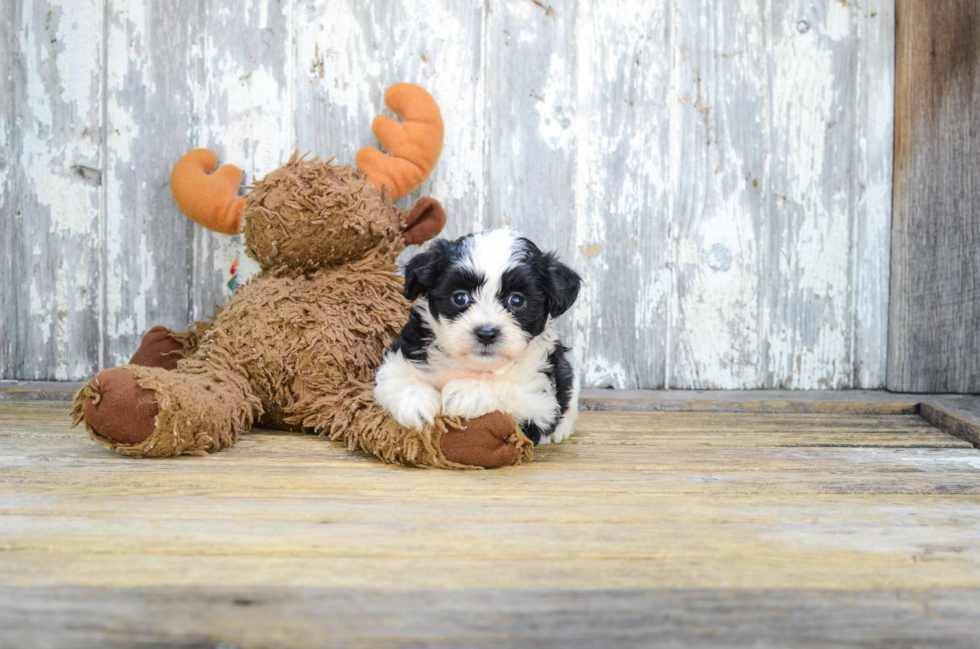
<box><xmin>452</xmin><ymin>291</ymin><xmax>470</xmax><ymax>307</ymax></box>
<box><xmin>507</xmin><ymin>293</ymin><xmax>526</xmax><ymax>309</ymax></box>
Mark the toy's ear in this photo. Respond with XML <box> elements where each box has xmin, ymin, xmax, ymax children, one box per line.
<box><xmin>403</xmin><ymin>239</ymin><xmax>451</xmax><ymax>301</ymax></box>
<box><xmin>539</xmin><ymin>252</ymin><xmax>582</xmax><ymax>317</ymax></box>
<box><xmin>170</xmin><ymin>149</ymin><xmax>246</xmax><ymax>235</ymax></box>
<box><xmin>402</xmin><ymin>197</ymin><xmax>446</xmax><ymax>246</ymax></box>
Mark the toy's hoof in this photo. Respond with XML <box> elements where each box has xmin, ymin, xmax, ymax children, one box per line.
<box><xmin>441</xmin><ymin>412</ymin><xmax>523</xmax><ymax>468</ymax></box>
<box><xmin>129</xmin><ymin>325</ymin><xmax>184</xmax><ymax>370</ymax></box>
<box><xmin>81</xmin><ymin>368</ymin><xmax>159</xmax><ymax>445</ymax></box>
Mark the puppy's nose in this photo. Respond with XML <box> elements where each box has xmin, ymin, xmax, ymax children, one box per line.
<box><xmin>475</xmin><ymin>326</ymin><xmax>500</xmax><ymax>345</ymax></box>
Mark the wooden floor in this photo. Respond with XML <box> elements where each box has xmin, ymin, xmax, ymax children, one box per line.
<box><xmin>2</xmin><ymin>400</ymin><xmax>980</xmax><ymax>647</ymax></box>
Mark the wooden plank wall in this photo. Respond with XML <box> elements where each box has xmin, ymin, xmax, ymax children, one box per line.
<box><xmin>889</xmin><ymin>0</ymin><xmax>980</xmax><ymax>393</ymax></box>
<box><xmin>1</xmin><ymin>0</ymin><xmax>895</xmax><ymax>390</ymax></box>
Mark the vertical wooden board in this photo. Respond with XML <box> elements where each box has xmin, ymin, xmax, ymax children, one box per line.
<box><xmin>766</xmin><ymin>0</ymin><xmax>894</xmax><ymax>390</ymax></box>
<box><xmin>187</xmin><ymin>1</ymin><xmax>295</xmax><ymax>324</ymax></box>
<box><xmin>669</xmin><ymin>0</ymin><xmax>769</xmax><ymax>389</ymax></box>
<box><xmin>852</xmin><ymin>0</ymin><xmax>894</xmax><ymax>389</ymax></box>
<box><xmin>3</xmin><ymin>0</ymin><xmax>104</xmax><ymax>380</ymax></box>
<box><xmin>485</xmin><ymin>0</ymin><xmax>670</xmax><ymax>389</ymax></box>
<box><xmin>889</xmin><ymin>0</ymin><xmax>980</xmax><ymax>393</ymax></box>
<box><xmin>103</xmin><ymin>0</ymin><xmax>200</xmax><ymax>367</ymax></box>
<box><xmin>568</xmin><ymin>0</ymin><xmax>672</xmax><ymax>388</ymax></box>
<box><xmin>293</xmin><ymin>0</ymin><xmax>486</xmax><ymax>244</ymax></box>
<box><xmin>0</xmin><ymin>0</ymin><xmax>13</xmax><ymax>374</ymax></box>
<box><xmin>766</xmin><ymin>0</ymin><xmax>861</xmax><ymax>389</ymax></box>
<box><xmin>483</xmin><ymin>0</ymin><xmax>574</xmax><ymax>366</ymax></box>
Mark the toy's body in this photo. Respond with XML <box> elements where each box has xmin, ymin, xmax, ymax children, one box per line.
<box><xmin>70</xmin><ymin>85</ymin><xmax>532</xmax><ymax>469</ymax></box>
<box><xmin>187</xmin><ymin>256</ymin><xmax>404</xmax><ymax>434</ymax></box>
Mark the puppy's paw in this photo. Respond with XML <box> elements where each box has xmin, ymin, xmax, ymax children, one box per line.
<box><xmin>441</xmin><ymin>380</ymin><xmax>504</xmax><ymax>421</ymax></box>
<box><xmin>375</xmin><ymin>378</ymin><xmax>442</xmax><ymax>431</ymax></box>
<box><xmin>540</xmin><ymin>417</ymin><xmax>575</xmax><ymax>445</ymax></box>
<box><xmin>391</xmin><ymin>387</ymin><xmax>442</xmax><ymax>431</ymax></box>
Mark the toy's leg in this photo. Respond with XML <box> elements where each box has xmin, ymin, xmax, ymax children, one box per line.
<box><xmin>297</xmin><ymin>382</ymin><xmax>532</xmax><ymax>469</ymax></box>
<box><xmin>439</xmin><ymin>412</ymin><xmax>531</xmax><ymax>468</ymax></box>
<box><xmin>70</xmin><ymin>363</ymin><xmax>260</xmax><ymax>458</ymax></box>
<box><xmin>129</xmin><ymin>326</ymin><xmax>185</xmax><ymax>370</ymax></box>
<box><xmin>129</xmin><ymin>319</ymin><xmax>214</xmax><ymax>371</ymax></box>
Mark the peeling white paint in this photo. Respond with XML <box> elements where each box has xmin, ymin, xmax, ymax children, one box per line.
<box><xmin>823</xmin><ymin>0</ymin><xmax>852</xmax><ymax>41</ymax></box>
<box><xmin>54</xmin><ymin>1</ymin><xmax>104</xmax><ymax>110</ymax></box>
<box><xmin>669</xmin><ymin>0</ymin><xmax>768</xmax><ymax>389</ymax></box>
<box><xmin>851</xmin><ymin>0</ymin><xmax>894</xmax><ymax>389</ymax></box>
<box><xmin>536</xmin><ymin>54</ymin><xmax>576</xmax><ymax>152</ymax></box>
<box><xmin>104</xmin><ymin>0</ymin><xmax>152</xmax><ymax>359</ymax></box>
<box><xmin>20</xmin><ymin>3</ymin><xmax>100</xmax><ymax>237</ymax></box>
<box><xmin>765</xmin><ymin>1</ymin><xmax>870</xmax><ymax>389</ymax></box>
<box><xmin>581</xmin><ymin>357</ymin><xmax>629</xmax><ymax>389</ymax></box>
<box><xmin>12</xmin><ymin>0</ymin><xmax>103</xmax><ymax>379</ymax></box>
<box><xmin>4</xmin><ymin>0</ymin><xmax>896</xmax><ymax>387</ymax></box>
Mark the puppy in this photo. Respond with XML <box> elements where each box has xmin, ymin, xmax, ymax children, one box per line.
<box><xmin>374</xmin><ymin>229</ymin><xmax>582</xmax><ymax>445</ymax></box>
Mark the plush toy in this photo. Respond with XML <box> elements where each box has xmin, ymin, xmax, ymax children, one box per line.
<box><xmin>70</xmin><ymin>83</ymin><xmax>532</xmax><ymax>469</ymax></box>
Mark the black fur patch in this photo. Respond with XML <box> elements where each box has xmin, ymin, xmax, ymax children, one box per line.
<box><xmin>499</xmin><ymin>262</ymin><xmax>550</xmax><ymax>337</ymax></box>
<box><xmin>549</xmin><ymin>342</ymin><xmax>576</xmax><ymax>417</ymax></box>
<box><xmin>389</xmin><ymin>308</ymin><xmax>434</xmax><ymax>364</ymax></box>
<box><xmin>403</xmin><ymin>239</ymin><xmax>459</xmax><ymax>302</ymax></box>
<box><xmin>517</xmin><ymin>342</ymin><xmax>574</xmax><ymax>444</ymax></box>
<box><xmin>425</xmin><ymin>265</ymin><xmax>484</xmax><ymax>323</ymax></box>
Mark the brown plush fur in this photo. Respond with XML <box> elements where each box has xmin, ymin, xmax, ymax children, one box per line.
<box><xmin>71</xmin><ymin>154</ymin><xmax>531</xmax><ymax>469</ymax></box>
<box><xmin>244</xmin><ymin>155</ymin><xmax>400</xmax><ymax>269</ymax></box>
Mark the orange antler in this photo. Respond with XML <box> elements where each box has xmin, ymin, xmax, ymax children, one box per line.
<box><xmin>356</xmin><ymin>83</ymin><xmax>444</xmax><ymax>200</ymax></box>
<box><xmin>170</xmin><ymin>149</ymin><xmax>246</xmax><ymax>235</ymax></box>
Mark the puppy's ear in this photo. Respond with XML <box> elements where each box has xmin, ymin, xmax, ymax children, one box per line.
<box><xmin>540</xmin><ymin>252</ymin><xmax>582</xmax><ymax>317</ymax></box>
<box><xmin>403</xmin><ymin>239</ymin><xmax>450</xmax><ymax>301</ymax></box>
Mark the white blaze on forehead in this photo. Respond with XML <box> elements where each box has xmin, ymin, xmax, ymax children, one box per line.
<box><xmin>457</xmin><ymin>229</ymin><xmax>522</xmax><ymax>341</ymax></box>
<box><xmin>459</xmin><ymin>229</ymin><xmax>522</xmax><ymax>296</ymax></box>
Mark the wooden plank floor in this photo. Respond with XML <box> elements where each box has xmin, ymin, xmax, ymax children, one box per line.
<box><xmin>2</xmin><ymin>401</ymin><xmax>980</xmax><ymax>647</ymax></box>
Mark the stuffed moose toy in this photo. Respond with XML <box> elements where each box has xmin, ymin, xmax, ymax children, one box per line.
<box><xmin>71</xmin><ymin>83</ymin><xmax>532</xmax><ymax>469</ymax></box>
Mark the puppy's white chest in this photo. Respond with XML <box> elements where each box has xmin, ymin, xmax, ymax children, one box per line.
<box><xmin>424</xmin><ymin>365</ymin><xmax>518</xmax><ymax>392</ymax></box>
<box><xmin>424</xmin><ymin>352</ymin><xmax>557</xmax><ymax>427</ymax></box>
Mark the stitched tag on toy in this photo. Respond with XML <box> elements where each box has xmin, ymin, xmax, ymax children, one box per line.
<box><xmin>227</xmin><ymin>255</ymin><xmax>240</xmax><ymax>293</ymax></box>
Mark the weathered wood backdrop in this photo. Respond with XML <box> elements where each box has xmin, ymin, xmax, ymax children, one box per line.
<box><xmin>1</xmin><ymin>0</ymin><xmax>895</xmax><ymax>389</ymax></box>
<box><xmin>889</xmin><ymin>0</ymin><xmax>980</xmax><ymax>394</ymax></box>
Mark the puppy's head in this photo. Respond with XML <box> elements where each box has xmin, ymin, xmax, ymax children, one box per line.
<box><xmin>404</xmin><ymin>229</ymin><xmax>581</xmax><ymax>369</ymax></box>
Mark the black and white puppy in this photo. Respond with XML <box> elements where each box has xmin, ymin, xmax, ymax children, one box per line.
<box><xmin>375</xmin><ymin>229</ymin><xmax>582</xmax><ymax>445</ymax></box>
